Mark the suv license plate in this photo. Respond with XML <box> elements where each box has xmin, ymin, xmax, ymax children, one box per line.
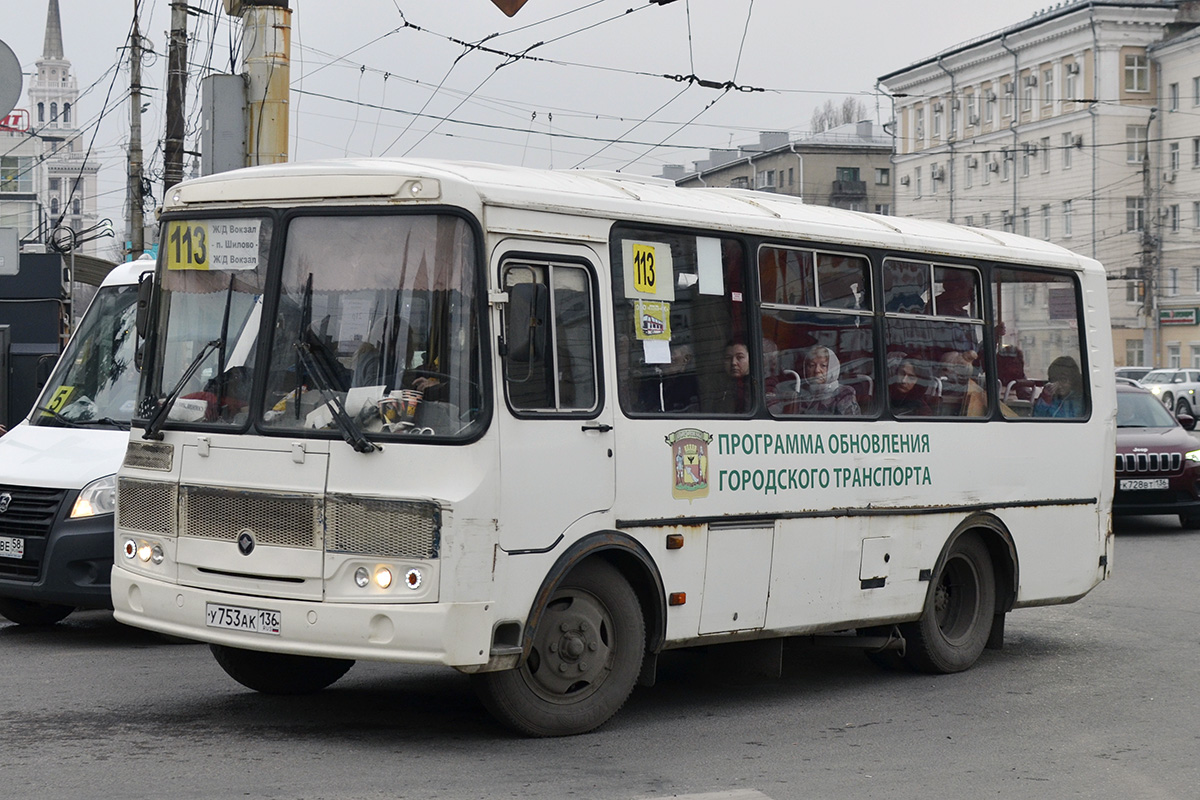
<box><xmin>1119</xmin><ymin>478</ymin><xmax>1169</xmax><ymax>491</ymax></box>
<box><xmin>205</xmin><ymin>603</ymin><xmax>281</xmax><ymax>635</ymax></box>
<box><xmin>0</xmin><ymin>536</ymin><xmax>24</xmax><ymax>559</ymax></box>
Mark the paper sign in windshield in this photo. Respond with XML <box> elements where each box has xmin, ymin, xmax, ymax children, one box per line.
<box><xmin>166</xmin><ymin>219</ymin><xmax>261</xmax><ymax>271</ymax></box>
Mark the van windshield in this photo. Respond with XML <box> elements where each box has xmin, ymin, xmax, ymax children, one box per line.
<box><xmin>33</xmin><ymin>282</ymin><xmax>140</xmax><ymax>428</ymax></box>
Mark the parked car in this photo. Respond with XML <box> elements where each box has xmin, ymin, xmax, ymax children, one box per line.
<box><xmin>1115</xmin><ymin>366</ymin><xmax>1152</xmax><ymax>383</ymax></box>
<box><xmin>1113</xmin><ymin>382</ymin><xmax>1200</xmax><ymax>529</ymax></box>
<box><xmin>1138</xmin><ymin>368</ymin><xmax>1200</xmax><ymax>416</ymax></box>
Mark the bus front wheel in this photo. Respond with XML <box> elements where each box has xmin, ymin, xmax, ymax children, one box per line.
<box><xmin>471</xmin><ymin>559</ymin><xmax>645</xmax><ymax>737</ymax></box>
<box><xmin>209</xmin><ymin>644</ymin><xmax>354</xmax><ymax>694</ymax></box>
<box><xmin>902</xmin><ymin>532</ymin><xmax>996</xmax><ymax>674</ymax></box>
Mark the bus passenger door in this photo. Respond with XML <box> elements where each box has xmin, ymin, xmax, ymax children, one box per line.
<box><xmin>496</xmin><ymin>254</ymin><xmax>614</xmax><ymax>551</ymax></box>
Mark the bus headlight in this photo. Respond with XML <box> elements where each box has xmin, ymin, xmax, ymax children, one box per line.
<box><xmin>71</xmin><ymin>474</ymin><xmax>117</xmax><ymax>518</ymax></box>
<box><xmin>354</xmin><ymin>567</ymin><xmax>370</xmax><ymax>588</ymax></box>
<box><xmin>374</xmin><ymin>567</ymin><xmax>393</xmax><ymax>589</ymax></box>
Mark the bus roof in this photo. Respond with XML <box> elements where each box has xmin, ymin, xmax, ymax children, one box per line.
<box><xmin>100</xmin><ymin>254</ymin><xmax>156</xmax><ymax>287</ymax></box>
<box><xmin>166</xmin><ymin>158</ymin><xmax>1100</xmax><ymax>273</ymax></box>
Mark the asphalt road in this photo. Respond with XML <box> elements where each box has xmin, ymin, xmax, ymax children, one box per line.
<box><xmin>2</xmin><ymin>514</ymin><xmax>1197</xmax><ymax>800</ymax></box>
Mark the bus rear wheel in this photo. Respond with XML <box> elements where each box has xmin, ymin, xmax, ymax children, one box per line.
<box><xmin>209</xmin><ymin>644</ymin><xmax>354</xmax><ymax>694</ymax></box>
<box><xmin>472</xmin><ymin>559</ymin><xmax>645</xmax><ymax>737</ymax></box>
<box><xmin>902</xmin><ymin>532</ymin><xmax>995</xmax><ymax>674</ymax></box>
<box><xmin>0</xmin><ymin>597</ymin><xmax>75</xmax><ymax>626</ymax></box>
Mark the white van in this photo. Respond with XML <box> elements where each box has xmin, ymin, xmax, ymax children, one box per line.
<box><xmin>0</xmin><ymin>257</ymin><xmax>152</xmax><ymax>625</ymax></box>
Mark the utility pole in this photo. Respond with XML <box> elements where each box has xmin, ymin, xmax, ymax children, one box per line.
<box><xmin>164</xmin><ymin>0</ymin><xmax>188</xmax><ymax>193</ymax></box>
<box><xmin>1140</xmin><ymin>111</ymin><xmax>1158</xmax><ymax>366</ymax></box>
<box><xmin>128</xmin><ymin>5</ymin><xmax>144</xmax><ymax>258</ymax></box>
<box><xmin>229</xmin><ymin>0</ymin><xmax>291</xmax><ymax>166</ymax></box>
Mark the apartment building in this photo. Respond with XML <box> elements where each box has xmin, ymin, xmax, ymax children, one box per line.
<box><xmin>662</xmin><ymin>122</ymin><xmax>893</xmax><ymax>214</ymax></box>
<box><xmin>879</xmin><ymin>0</ymin><xmax>1200</xmax><ymax>368</ymax></box>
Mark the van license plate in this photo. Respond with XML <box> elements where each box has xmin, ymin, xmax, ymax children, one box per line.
<box><xmin>1119</xmin><ymin>478</ymin><xmax>1169</xmax><ymax>491</ymax></box>
<box><xmin>205</xmin><ymin>603</ymin><xmax>280</xmax><ymax>635</ymax></box>
<box><xmin>0</xmin><ymin>536</ymin><xmax>23</xmax><ymax>559</ymax></box>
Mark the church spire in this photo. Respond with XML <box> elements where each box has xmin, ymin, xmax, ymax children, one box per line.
<box><xmin>42</xmin><ymin>0</ymin><xmax>64</xmax><ymax>61</ymax></box>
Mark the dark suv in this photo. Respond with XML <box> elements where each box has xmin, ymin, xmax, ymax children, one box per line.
<box><xmin>1114</xmin><ymin>382</ymin><xmax>1200</xmax><ymax>528</ymax></box>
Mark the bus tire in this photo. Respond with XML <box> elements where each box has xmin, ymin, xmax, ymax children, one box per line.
<box><xmin>209</xmin><ymin>644</ymin><xmax>354</xmax><ymax>694</ymax></box>
<box><xmin>0</xmin><ymin>597</ymin><xmax>74</xmax><ymax>626</ymax></box>
<box><xmin>471</xmin><ymin>559</ymin><xmax>645</xmax><ymax>737</ymax></box>
<box><xmin>902</xmin><ymin>532</ymin><xmax>995</xmax><ymax>674</ymax></box>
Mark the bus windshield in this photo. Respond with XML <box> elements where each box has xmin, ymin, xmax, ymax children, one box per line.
<box><xmin>261</xmin><ymin>214</ymin><xmax>482</xmax><ymax>440</ymax></box>
<box><xmin>33</xmin><ymin>282</ymin><xmax>141</xmax><ymax>428</ymax></box>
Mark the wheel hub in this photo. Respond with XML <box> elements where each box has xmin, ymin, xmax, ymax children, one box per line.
<box><xmin>526</xmin><ymin>594</ymin><xmax>613</xmax><ymax>701</ymax></box>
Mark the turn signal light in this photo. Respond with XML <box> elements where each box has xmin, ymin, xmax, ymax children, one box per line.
<box><xmin>668</xmin><ymin>592</ymin><xmax>686</xmax><ymax>606</ymax></box>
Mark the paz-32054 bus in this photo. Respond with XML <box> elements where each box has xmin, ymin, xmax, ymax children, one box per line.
<box><xmin>112</xmin><ymin>159</ymin><xmax>1114</xmax><ymax>736</ymax></box>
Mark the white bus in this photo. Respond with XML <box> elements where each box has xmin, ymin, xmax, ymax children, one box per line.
<box><xmin>112</xmin><ymin>159</ymin><xmax>1114</xmax><ymax>736</ymax></box>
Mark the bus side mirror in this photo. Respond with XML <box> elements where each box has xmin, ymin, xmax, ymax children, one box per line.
<box><xmin>135</xmin><ymin>271</ymin><xmax>154</xmax><ymax>371</ymax></box>
<box><xmin>135</xmin><ymin>272</ymin><xmax>153</xmax><ymax>337</ymax></box>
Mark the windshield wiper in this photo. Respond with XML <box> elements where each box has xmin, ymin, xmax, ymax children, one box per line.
<box><xmin>293</xmin><ymin>341</ymin><xmax>379</xmax><ymax>454</ymax></box>
<box><xmin>88</xmin><ymin>417</ymin><xmax>132</xmax><ymax>431</ymax></box>
<box><xmin>33</xmin><ymin>405</ymin><xmax>85</xmax><ymax>427</ymax></box>
<box><xmin>141</xmin><ymin>339</ymin><xmax>221</xmax><ymax>440</ymax></box>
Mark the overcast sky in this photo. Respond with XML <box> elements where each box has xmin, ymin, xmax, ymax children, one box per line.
<box><xmin>3</xmin><ymin>0</ymin><xmax>1047</xmax><ymax>246</ymax></box>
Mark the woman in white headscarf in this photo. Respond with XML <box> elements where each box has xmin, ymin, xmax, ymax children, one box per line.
<box><xmin>790</xmin><ymin>345</ymin><xmax>861</xmax><ymax>415</ymax></box>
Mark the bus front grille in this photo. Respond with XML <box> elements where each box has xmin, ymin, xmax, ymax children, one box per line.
<box><xmin>180</xmin><ymin>485</ymin><xmax>321</xmax><ymax>549</ymax></box>
<box><xmin>116</xmin><ymin>478</ymin><xmax>177</xmax><ymax>535</ymax></box>
<box><xmin>326</xmin><ymin>495</ymin><xmax>441</xmax><ymax>559</ymax></box>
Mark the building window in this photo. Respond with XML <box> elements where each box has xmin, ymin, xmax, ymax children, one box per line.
<box><xmin>964</xmin><ymin>157</ymin><xmax>973</xmax><ymax>189</ymax></box>
<box><xmin>1193</xmin><ymin>201</ymin><xmax>1200</xmax><ymax>228</ymax></box>
<box><xmin>50</xmin><ymin>102</ymin><xmax>57</xmax><ymax>122</ymax></box>
<box><xmin>49</xmin><ymin>178</ymin><xmax>60</xmax><ymax>191</ymax></box>
<box><xmin>1003</xmin><ymin>210</ymin><xmax>1014</xmax><ymax>233</ymax></box>
<box><xmin>788</xmin><ymin>167</ymin><xmax>794</xmax><ymax>187</ymax></box>
<box><xmin>1127</xmin><ymin>125</ymin><xmax>1147</xmax><ymax>163</ymax></box>
<box><xmin>1171</xmin><ymin>204</ymin><xmax>1181</xmax><ymax>233</ymax></box>
<box><xmin>1003</xmin><ymin>81</ymin><xmax>1015</xmax><ymax>118</ymax></box>
<box><xmin>986</xmin><ymin>89</ymin><xmax>997</xmax><ymax>122</ymax></box>
<box><xmin>1041</xmin><ymin>137</ymin><xmax>1051</xmax><ymax>172</ymax></box>
<box><xmin>965</xmin><ymin>215</ymin><xmax>974</xmax><ymax>226</ymax></box>
<box><xmin>1194</xmin><ymin>76</ymin><xmax>1200</xmax><ymax>105</ymax></box>
<box><xmin>1125</xmin><ymin>54</ymin><xmax>1149</xmax><ymax>93</ymax></box>
<box><xmin>915</xmin><ymin>109</ymin><xmax>925</xmax><ymax>143</ymax></box>
<box><xmin>730</xmin><ymin>176</ymin><xmax>749</xmax><ymax>189</ymax></box>
<box><xmin>836</xmin><ymin>167</ymin><xmax>860</xmax><ymax>182</ymax></box>
<box><xmin>1002</xmin><ymin>150</ymin><xmax>1011</xmax><ymax>181</ymax></box>
<box><xmin>0</xmin><ymin>156</ymin><xmax>34</xmax><ymax>192</ymax></box>
<box><xmin>1063</xmin><ymin>200</ymin><xmax>1073</xmax><ymax>237</ymax></box>
<box><xmin>72</xmin><ymin>198</ymin><xmax>81</xmax><ymax>215</ymax></box>
<box><xmin>50</xmin><ymin>198</ymin><xmax>59</xmax><ymax>216</ymax></box>
<box><xmin>930</xmin><ymin>163</ymin><xmax>939</xmax><ymax>194</ymax></box>
<box><xmin>1191</xmin><ymin>345</ymin><xmax>1200</xmax><ymax>369</ymax></box>
<box><xmin>1170</xmin><ymin>82</ymin><xmax>1180</xmax><ymax>111</ymax></box>
<box><xmin>932</xmin><ymin>106</ymin><xmax>943</xmax><ymax>139</ymax></box>
<box><xmin>37</xmin><ymin>102</ymin><xmax>44</xmax><ymax>122</ymax></box>
<box><xmin>1022</xmin><ymin>74</ymin><xmax>1035</xmax><ymax>112</ymax></box>
<box><xmin>1021</xmin><ymin>148</ymin><xmax>1031</xmax><ymax>177</ymax></box>
<box><xmin>1042</xmin><ymin>68</ymin><xmax>1054</xmax><ymax>106</ymax></box>
<box><xmin>875</xmin><ymin>203</ymin><xmax>890</xmax><ymax>215</ymax></box>
<box><xmin>1127</xmin><ymin>196</ymin><xmax>1145</xmax><ymax>231</ymax></box>
<box><xmin>1065</xmin><ymin>66</ymin><xmax>1077</xmax><ymax>101</ymax></box>
<box><xmin>1195</xmin><ymin>267</ymin><xmax>1200</xmax><ymax>293</ymax></box>
<box><xmin>1171</xmin><ymin>142</ymin><xmax>1181</xmax><ymax>174</ymax></box>
<box><xmin>1062</xmin><ymin>133</ymin><xmax>1073</xmax><ymax>169</ymax></box>
<box><xmin>1127</xmin><ymin>339</ymin><xmax>1144</xmax><ymax>367</ymax></box>
<box><xmin>1042</xmin><ymin>204</ymin><xmax>1051</xmax><ymax>239</ymax></box>
<box><xmin>875</xmin><ymin>168</ymin><xmax>890</xmax><ymax>185</ymax></box>
<box><xmin>914</xmin><ymin>166</ymin><xmax>922</xmax><ymax>197</ymax></box>
<box><xmin>982</xmin><ymin>212</ymin><xmax>991</xmax><ymax>228</ymax></box>
<box><xmin>1169</xmin><ymin>268</ymin><xmax>1180</xmax><ymax>295</ymax></box>
<box><xmin>1021</xmin><ymin>207</ymin><xmax>1031</xmax><ymax>237</ymax></box>
<box><xmin>1169</xmin><ymin>343</ymin><xmax>1182</xmax><ymax>368</ymax></box>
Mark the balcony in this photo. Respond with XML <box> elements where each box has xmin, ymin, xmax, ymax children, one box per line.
<box><xmin>831</xmin><ymin>179</ymin><xmax>867</xmax><ymax>199</ymax></box>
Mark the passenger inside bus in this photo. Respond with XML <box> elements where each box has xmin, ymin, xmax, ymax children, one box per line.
<box><xmin>1032</xmin><ymin>355</ymin><xmax>1085</xmax><ymax>418</ymax></box>
<box><xmin>714</xmin><ymin>341</ymin><xmax>752</xmax><ymax>413</ymax></box>
<box><xmin>933</xmin><ymin>350</ymin><xmax>987</xmax><ymax>417</ymax></box>
<box><xmin>888</xmin><ymin>352</ymin><xmax>932</xmax><ymax>416</ymax></box>
<box><xmin>787</xmin><ymin>345</ymin><xmax>861</xmax><ymax>416</ymax></box>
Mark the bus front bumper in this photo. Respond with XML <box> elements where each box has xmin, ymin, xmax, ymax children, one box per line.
<box><xmin>111</xmin><ymin>567</ymin><xmax>495</xmax><ymax>667</ymax></box>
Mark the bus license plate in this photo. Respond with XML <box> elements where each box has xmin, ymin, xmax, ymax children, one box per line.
<box><xmin>1119</xmin><ymin>478</ymin><xmax>1169</xmax><ymax>491</ymax></box>
<box><xmin>0</xmin><ymin>536</ymin><xmax>24</xmax><ymax>559</ymax></box>
<box><xmin>205</xmin><ymin>603</ymin><xmax>281</xmax><ymax>635</ymax></box>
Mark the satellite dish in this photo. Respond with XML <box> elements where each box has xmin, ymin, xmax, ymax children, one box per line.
<box><xmin>0</xmin><ymin>39</ymin><xmax>21</xmax><ymax>119</ymax></box>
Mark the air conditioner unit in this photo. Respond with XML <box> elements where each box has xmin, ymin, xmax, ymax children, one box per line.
<box><xmin>900</xmin><ymin>175</ymin><xmax>911</xmax><ymax>186</ymax></box>
<box><xmin>931</xmin><ymin>166</ymin><xmax>945</xmax><ymax>181</ymax></box>
<box><xmin>968</xmin><ymin>113</ymin><xmax>980</xmax><ymax>126</ymax></box>
<box><xmin>966</xmin><ymin>156</ymin><xmax>978</xmax><ymax>168</ymax></box>
<box><xmin>951</xmin><ymin>99</ymin><xmax>961</xmax><ymax>110</ymax></box>
<box><xmin>1072</xmin><ymin>135</ymin><xmax>1084</xmax><ymax>148</ymax></box>
<box><xmin>1165</xmin><ymin>171</ymin><xmax>1177</xmax><ymax>183</ymax></box>
<box><xmin>986</xmin><ymin>90</ymin><xmax>998</xmax><ymax>101</ymax></box>
<box><xmin>1025</xmin><ymin>75</ymin><xmax>1038</xmax><ymax>87</ymax></box>
<box><xmin>1003</xmin><ymin>82</ymin><xmax>1015</xmax><ymax>94</ymax></box>
<box><xmin>988</xmin><ymin>161</ymin><xmax>1000</xmax><ymax>173</ymax></box>
<box><xmin>1067</xmin><ymin>63</ymin><xmax>1080</xmax><ymax>75</ymax></box>
<box><xmin>933</xmin><ymin>102</ymin><xmax>944</xmax><ymax>112</ymax></box>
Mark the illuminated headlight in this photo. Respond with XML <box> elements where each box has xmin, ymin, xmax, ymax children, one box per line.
<box><xmin>123</xmin><ymin>538</ymin><xmax>164</xmax><ymax>564</ymax></box>
<box><xmin>71</xmin><ymin>474</ymin><xmax>117</xmax><ymax>518</ymax></box>
<box><xmin>1186</xmin><ymin>449</ymin><xmax>1200</xmax><ymax>463</ymax></box>
<box><xmin>374</xmin><ymin>567</ymin><xmax>393</xmax><ymax>589</ymax></box>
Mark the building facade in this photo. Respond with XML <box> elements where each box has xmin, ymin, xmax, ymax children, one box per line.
<box><xmin>662</xmin><ymin>122</ymin><xmax>894</xmax><ymax>215</ymax></box>
<box><xmin>0</xmin><ymin>0</ymin><xmax>100</xmax><ymax>257</ymax></box>
<box><xmin>879</xmin><ymin>0</ymin><xmax>1200</xmax><ymax>368</ymax></box>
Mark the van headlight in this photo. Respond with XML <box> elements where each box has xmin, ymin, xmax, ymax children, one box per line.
<box><xmin>71</xmin><ymin>474</ymin><xmax>117</xmax><ymax>518</ymax></box>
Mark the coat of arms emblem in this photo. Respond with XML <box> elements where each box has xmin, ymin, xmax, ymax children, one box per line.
<box><xmin>665</xmin><ymin>428</ymin><xmax>712</xmax><ymax>500</ymax></box>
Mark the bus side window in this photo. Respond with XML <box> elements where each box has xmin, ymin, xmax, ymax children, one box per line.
<box><xmin>993</xmin><ymin>267</ymin><xmax>1087</xmax><ymax>419</ymax></box>
<box><xmin>503</xmin><ymin>262</ymin><xmax>598</xmax><ymax>413</ymax></box>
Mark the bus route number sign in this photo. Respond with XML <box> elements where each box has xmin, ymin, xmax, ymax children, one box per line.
<box><xmin>166</xmin><ymin>219</ymin><xmax>261</xmax><ymax>271</ymax></box>
<box><xmin>622</xmin><ymin>239</ymin><xmax>674</xmax><ymax>301</ymax></box>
